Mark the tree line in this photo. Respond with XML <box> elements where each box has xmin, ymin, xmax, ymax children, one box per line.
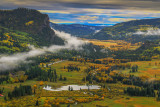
<box><xmin>7</xmin><ymin>85</ymin><xmax>32</xmax><ymax>100</ymax></box>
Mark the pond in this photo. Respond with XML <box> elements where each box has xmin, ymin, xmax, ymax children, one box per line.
<box><xmin>43</xmin><ymin>85</ymin><xmax>101</xmax><ymax>91</ymax></box>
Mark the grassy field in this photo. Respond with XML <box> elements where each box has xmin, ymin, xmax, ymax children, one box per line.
<box><xmin>88</xmin><ymin>40</ymin><xmax>118</xmax><ymax>48</ymax></box>
<box><xmin>113</xmin><ymin>59</ymin><xmax>160</xmax><ymax>79</ymax></box>
<box><xmin>48</xmin><ymin>60</ymin><xmax>105</xmax><ymax>84</ymax></box>
<box><xmin>87</xmin><ymin>39</ymin><xmax>141</xmax><ymax>51</ymax></box>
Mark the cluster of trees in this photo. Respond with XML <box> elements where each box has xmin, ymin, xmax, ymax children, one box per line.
<box><xmin>89</xmin><ymin>65</ymin><xmax>97</xmax><ymax>69</ymax></box>
<box><xmin>121</xmin><ymin>75</ymin><xmax>145</xmax><ymax>87</ymax></box>
<box><xmin>157</xmin><ymin>89</ymin><xmax>160</xmax><ymax>101</ymax></box>
<box><xmin>64</xmin><ymin>65</ymin><xmax>80</xmax><ymax>72</ymax></box>
<box><xmin>84</xmin><ymin>70</ymin><xmax>116</xmax><ymax>84</ymax></box>
<box><xmin>130</xmin><ymin>65</ymin><xmax>138</xmax><ymax>72</ymax></box>
<box><xmin>41</xmin><ymin>90</ymin><xmax>105</xmax><ymax>106</ymax></box>
<box><xmin>7</xmin><ymin>72</ymin><xmax>28</xmax><ymax>83</ymax></box>
<box><xmin>0</xmin><ymin>67</ymin><xmax>29</xmax><ymax>84</ymax></box>
<box><xmin>69</xmin><ymin>57</ymin><xmax>95</xmax><ymax>63</ymax></box>
<box><xmin>0</xmin><ymin>27</ymin><xmax>35</xmax><ymax>54</ymax></box>
<box><xmin>30</xmin><ymin>53</ymin><xmax>69</xmax><ymax>64</ymax></box>
<box><xmin>65</xmin><ymin>43</ymin><xmax>110</xmax><ymax>59</ymax></box>
<box><xmin>83</xmin><ymin>62</ymin><xmax>132</xmax><ymax>84</ymax></box>
<box><xmin>25</xmin><ymin>66</ymin><xmax>58</xmax><ymax>82</ymax></box>
<box><xmin>122</xmin><ymin>79</ymin><xmax>132</xmax><ymax>85</ymax></box>
<box><xmin>0</xmin><ymin>77</ymin><xmax>8</xmax><ymax>84</ymax></box>
<box><xmin>59</xmin><ymin>74</ymin><xmax>67</xmax><ymax>81</ymax></box>
<box><xmin>110</xmin><ymin>63</ymin><xmax>131</xmax><ymax>71</ymax></box>
<box><xmin>69</xmin><ymin>57</ymin><xmax>130</xmax><ymax>66</ymax></box>
<box><xmin>68</xmin><ymin>86</ymin><xmax>74</xmax><ymax>91</ymax></box>
<box><xmin>26</xmin><ymin>65</ymin><xmax>68</xmax><ymax>82</ymax></box>
<box><xmin>0</xmin><ymin>64</ymin><xmax>33</xmax><ymax>84</ymax></box>
<box><xmin>0</xmin><ymin>61</ymin><xmax>69</xmax><ymax>84</ymax></box>
<box><xmin>124</xmin><ymin>87</ymin><xmax>155</xmax><ymax>97</ymax></box>
<box><xmin>83</xmin><ymin>63</ymin><xmax>157</xmax><ymax>90</ymax></box>
<box><xmin>0</xmin><ymin>87</ymin><xmax>4</xmax><ymax>94</ymax></box>
<box><xmin>95</xmin><ymin>76</ymin><xmax>116</xmax><ymax>83</ymax></box>
<box><xmin>7</xmin><ymin>85</ymin><xmax>32</xmax><ymax>100</ymax></box>
<box><xmin>113</xmin><ymin>41</ymin><xmax>160</xmax><ymax>61</ymax></box>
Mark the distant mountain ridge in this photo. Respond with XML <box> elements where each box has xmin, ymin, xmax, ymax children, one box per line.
<box><xmin>50</xmin><ymin>23</ymin><xmax>106</xmax><ymax>37</ymax></box>
<box><xmin>90</xmin><ymin>18</ymin><xmax>160</xmax><ymax>43</ymax></box>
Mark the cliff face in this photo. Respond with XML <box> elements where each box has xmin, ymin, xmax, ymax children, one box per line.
<box><xmin>0</xmin><ymin>8</ymin><xmax>64</xmax><ymax>46</ymax></box>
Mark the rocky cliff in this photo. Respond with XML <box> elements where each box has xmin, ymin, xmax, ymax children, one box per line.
<box><xmin>0</xmin><ymin>8</ymin><xmax>64</xmax><ymax>46</ymax></box>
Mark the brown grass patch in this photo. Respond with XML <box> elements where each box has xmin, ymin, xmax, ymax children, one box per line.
<box><xmin>114</xmin><ymin>98</ymin><xmax>135</xmax><ymax>105</ymax></box>
<box><xmin>141</xmin><ymin>69</ymin><xmax>160</xmax><ymax>76</ymax></box>
<box><xmin>134</xmin><ymin>105</ymin><xmax>155</xmax><ymax>107</ymax></box>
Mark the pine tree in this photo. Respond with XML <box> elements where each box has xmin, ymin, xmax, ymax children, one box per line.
<box><xmin>59</xmin><ymin>74</ymin><xmax>63</xmax><ymax>81</ymax></box>
<box><xmin>68</xmin><ymin>86</ymin><xmax>71</xmax><ymax>91</ymax></box>
<box><xmin>36</xmin><ymin>100</ymin><xmax>39</xmax><ymax>106</ymax></box>
<box><xmin>63</xmin><ymin>77</ymin><xmax>67</xmax><ymax>81</ymax></box>
<box><xmin>4</xmin><ymin>96</ymin><xmax>7</xmax><ymax>101</ymax></box>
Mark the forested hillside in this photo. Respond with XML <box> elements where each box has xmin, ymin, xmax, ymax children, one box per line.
<box><xmin>0</xmin><ymin>8</ymin><xmax>64</xmax><ymax>47</ymax></box>
<box><xmin>0</xmin><ymin>26</ymin><xmax>38</xmax><ymax>54</ymax></box>
<box><xmin>90</xmin><ymin>18</ymin><xmax>160</xmax><ymax>43</ymax></box>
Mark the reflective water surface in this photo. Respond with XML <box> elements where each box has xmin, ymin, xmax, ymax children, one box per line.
<box><xmin>43</xmin><ymin>85</ymin><xmax>101</xmax><ymax>91</ymax></box>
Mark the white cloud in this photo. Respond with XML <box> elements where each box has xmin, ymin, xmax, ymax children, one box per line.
<box><xmin>77</xmin><ymin>16</ymin><xmax>99</xmax><ymax>21</ymax></box>
<box><xmin>108</xmin><ymin>18</ymin><xmax>136</xmax><ymax>22</ymax></box>
<box><xmin>133</xmin><ymin>28</ymin><xmax>160</xmax><ymax>36</ymax></box>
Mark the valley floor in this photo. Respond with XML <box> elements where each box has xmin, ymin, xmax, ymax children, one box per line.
<box><xmin>1</xmin><ymin>59</ymin><xmax>160</xmax><ymax>107</ymax></box>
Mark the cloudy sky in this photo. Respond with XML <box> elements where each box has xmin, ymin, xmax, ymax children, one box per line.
<box><xmin>1</xmin><ymin>0</ymin><xmax>160</xmax><ymax>26</ymax></box>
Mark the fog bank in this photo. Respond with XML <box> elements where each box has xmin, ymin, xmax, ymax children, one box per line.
<box><xmin>133</xmin><ymin>28</ymin><xmax>160</xmax><ymax>36</ymax></box>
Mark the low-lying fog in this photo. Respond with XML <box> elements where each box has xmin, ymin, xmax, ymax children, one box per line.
<box><xmin>0</xmin><ymin>29</ymin><xmax>87</xmax><ymax>71</ymax></box>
